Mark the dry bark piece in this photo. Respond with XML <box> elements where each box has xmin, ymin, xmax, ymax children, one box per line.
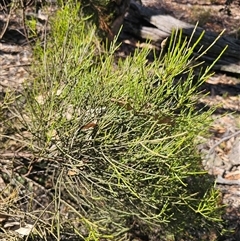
<box><xmin>209</xmin><ymin>124</ymin><xmax>227</xmax><ymax>135</ymax></box>
<box><xmin>224</xmin><ymin>170</ymin><xmax>240</xmax><ymax>180</ymax></box>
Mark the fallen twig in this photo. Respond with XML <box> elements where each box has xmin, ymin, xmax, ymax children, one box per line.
<box><xmin>216</xmin><ymin>175</ymin><xmax>240</xmax><ymax>185</ymax></box>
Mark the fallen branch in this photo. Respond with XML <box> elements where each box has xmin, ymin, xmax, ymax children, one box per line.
<box><xmin>122</xmin><ymin>1</ymin><xmax>240</xmax><ymax>75</ymax></box>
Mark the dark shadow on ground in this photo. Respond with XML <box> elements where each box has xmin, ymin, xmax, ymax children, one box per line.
<box><xmin>0</xmin><ymin>19</ymin><xmax>27</xmax><ymax>45</ymax></box>
<box><xmin>200</xmin><ymin>82</ymin><xmax>240</xmax><ymax>97</ymax></box>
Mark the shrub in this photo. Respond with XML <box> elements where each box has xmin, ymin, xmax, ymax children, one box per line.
<box><xmin>7</xmin><ymin>1</ymin><xmax>225</xmax><ymax>240</ymax></box>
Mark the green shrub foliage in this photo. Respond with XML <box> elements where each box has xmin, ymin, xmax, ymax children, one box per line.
<box><xmin>23</xmin><ymin>1</ymin><xmax>223</xmax><ymax>240</ymax></box>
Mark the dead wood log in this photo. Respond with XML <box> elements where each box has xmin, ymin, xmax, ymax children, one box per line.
<box><xmin>122</xmin><ymin>1</ymin><xmax>240</xmax><ymax>75</ymax></box>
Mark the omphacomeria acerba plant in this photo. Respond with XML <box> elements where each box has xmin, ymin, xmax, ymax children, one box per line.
<box><xmin>17</xmin><ymin>1</ymin><xmax>226</xmax><ymax>240</ymax></box>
